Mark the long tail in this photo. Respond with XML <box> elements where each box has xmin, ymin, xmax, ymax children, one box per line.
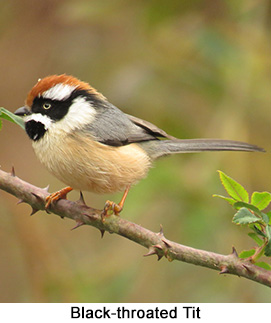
<box><xmin>143</xmin><ymin>139</ymin><xmax>265</xmax><ymax>159</ymax></box>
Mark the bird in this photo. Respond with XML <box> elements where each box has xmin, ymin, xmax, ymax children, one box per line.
<box><xmin>15</xmin><ymin>74</ymin><xmax>264</xmax><ymax>215</ymax></box>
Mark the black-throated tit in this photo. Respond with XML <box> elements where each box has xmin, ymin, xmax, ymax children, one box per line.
<box><xmin>15</xmin><ymin>74</ymin><xmax>264</xmax><ymax>214</ymax></box>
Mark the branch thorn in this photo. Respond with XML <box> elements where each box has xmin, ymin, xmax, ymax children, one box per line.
<box><xmin>157</xmin><ymin>224</ymin><xmax>164</xmax><ymax>237</ymax></box>
<box><xmin>219</xmin><ymin>265</ymin><xmax>230</xmax><ymax>274</ymax></box>
<box><xmin>144</xmin><ymin>245</ymin><xmax>164</xmax><ymax>260</ymax></box>
<box><xmin>100</xmin><ymin>229</ymin><xmax>105</xmax><ymax>238</ymax></box>
<box><xmin>31</xmin><ymin>192</ymin><xmax>44</xmax><ymax>203</ymax></box>
<box><xmin>79</xmin><ymin>191</ymin><xmax>86</xmax><ymax>204</ymax></box>
<box><xmin>162</xmin><ymin>238</ymin><xmax>172</xmax><ymax>249</ymax></box>
<box><xmin>76</xmin><ymin>191</ymin><xmax>91</xmax><ymax>210</ymax></box>
<box><xmin>153</xmin><ymin>244</ymin><xmax>163</xmax><ymax>250</ymax></box>
<box><xmin>11</xmin><ymin>166</ymin><xmax>16</xmax><ymax>177</ymax></box>
<box><xmin>144</xmin><ymin>247</ymin><xmax>157</xmax><ymax>257</ymax></box>
<box><xmin>43</xmin><ymin>185</ymin><xmax>50</xmax><ymax>192</ymax></box>
<box><xmin>231</xmin><ymin>246</ymin><xmax>238</xmax><ymax>258</ymax></box>
<box><xmin>157</xmin><ymin>254</ymin><xmax>163</xmax><ymax>261</ymax></box>
<box><xmin>17</xmin><ymin>198</ymin><xmax>25</xmax><ymax>205</ymax></box>
<box><xmin>242</xmin><ymin>264</ymin><xmax>253</xmax><ymax>274</ymax></box>
<box><xmin>71</xmin><ymin>220</ymin><xmax>85</xmax><ymax>231</ymax></box>
<box><xmin>30</xmin><ymin>207</ymin><xmax>39</xmax><ymax>216</ymax></box>
<box><xmin>82</xmin><ymin>212</ymin><xmax>97</xmax><ymax>221</ymax></box>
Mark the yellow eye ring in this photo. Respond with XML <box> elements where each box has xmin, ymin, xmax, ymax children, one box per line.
<box><xmin>43</xmin><ymin>103</ymin><xmax>51</xmax><ymax>110</ymax></box>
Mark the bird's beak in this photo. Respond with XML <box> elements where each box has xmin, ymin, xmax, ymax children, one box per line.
<box><xmin>14</xmin><ymin>106</ymin><xmax>31</xmax><ymax>116</ymax></box>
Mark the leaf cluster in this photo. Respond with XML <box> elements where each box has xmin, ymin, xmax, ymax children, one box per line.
<box><xmin>214</xmin><ymin>171</ymin><xmax>271</xmax><ymax>269</ymax></box>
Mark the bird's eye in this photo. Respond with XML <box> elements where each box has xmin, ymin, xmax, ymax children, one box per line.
<box><xmin>43</xmin><ymin>103</ymin><xmax>51</xmax><ymax>110</ymax></box>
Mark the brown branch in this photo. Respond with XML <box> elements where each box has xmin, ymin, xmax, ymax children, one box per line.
<box><xmin>0</xmin><ymin>168</ymin><xmax>271</xmax><ymax>287</ymax></box>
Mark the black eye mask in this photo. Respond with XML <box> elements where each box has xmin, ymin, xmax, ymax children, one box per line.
<box><xmin>31</xmin><ymin>89</ymin><xmax>98</xmax><ymax>122</ymax></box>
<box><xmin>31</xmin><ymin>97</ymin><xmax>70</xmax><ymax>121</ymax></box>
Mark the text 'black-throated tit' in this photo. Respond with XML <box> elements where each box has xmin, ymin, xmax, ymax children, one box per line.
<box><xmin>15</xmin><ymin>75</ymin><xmax>264</xmax><ymax>215</ymax></box>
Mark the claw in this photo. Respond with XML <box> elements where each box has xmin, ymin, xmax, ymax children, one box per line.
<box><xmin>102</xmin><ymin>200</ymin><xmax>122</xmax><ymax>217</ymax></box>
<box><xmin>45</xmin><ymin>186</ymin><xmax>73</xmax><ymax>210</ymax></box>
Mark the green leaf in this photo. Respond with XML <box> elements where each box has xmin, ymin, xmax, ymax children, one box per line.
<box><xmin>264</xmin><ymin>240</ymin><xmax>271</xmax><ymax>257</ymax></box>
<box><xmin>0</xmin><ymin>107</ymin><xmax>25</xmax><ymax>130</ymax></box>
<box><xmin>233</xmin><ymin>201</ymin><xmax>269</xmax><ymax>224</ymax></box>
<box><xmin>260</xmin><ymin>212</ymin><xmax>270</xmax><ymax>225</ymax></box>
<box><xmin>248</xmin><ymin>232</ymin><xmax>264</xmax><ymax>246</ymax></box>
<box><xmin>255</xmin><ymin>262</ymin><xmax>271</xmax><ymax>270</ymax></box>
<box><xmin>251</xmin><ymin>191</ymin><xmax>271</xmax><ymax>211</ymax></box>
<box><xmin>212</xmin><ymin>194</ymin><xmax>236</xmax><ymax>205</ymax></box>
<box><xmin>234</xmin><ymin>201</ymin><xmax>260</xmax><ymax>213</ymax></box>
<box><xmin>218</xmin><ymin>171</ymin><xmax>249</xmax><ymax>202</ymax></box>
<box><xmin>266</xmin><ymin>211</ymin><xmax>271</xmax><ymax>224</ymax></box>
<box><xmin>239</xmin><ymin>249</ymin><xmax>255</xmax><ymax>259</ymax></box>
<box><xmin>232</xmin><ymin>207</ymin><xmax>259</xmax><ymax>225</ymax></box>
<box><xmin>266</xmin><ymin>225</ymin><xmax>271</xmax><ymax>240</ymax></box>
<box><xmin>251</xmin><ymin>224</ymin><xmax>266</xmax><ymax>237</ymax></box>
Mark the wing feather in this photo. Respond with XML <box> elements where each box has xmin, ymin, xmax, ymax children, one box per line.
<box><xmin>83</xmin><ymin>101</ymin><xmax>172</xmax><ymax>146</ymax></box>
<box><xmin>125</xmin><ymin>114</ymin><xmax>176</xmax><ymax>140</ymax></box>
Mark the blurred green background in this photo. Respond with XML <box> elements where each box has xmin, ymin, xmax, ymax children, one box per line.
<box><xmin>0</xmin><ymin>0</ymin><xmax>271</xmax><ymax>302</ymax></box>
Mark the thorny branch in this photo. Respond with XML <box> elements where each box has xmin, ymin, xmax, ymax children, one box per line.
<box><xmin>0</xmin><ymin>168</ymin><xmax>271</xmax><ymax>287</ymax></box>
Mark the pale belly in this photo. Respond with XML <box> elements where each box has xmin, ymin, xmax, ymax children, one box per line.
<box><xmin>32</xmin><ymin>131</ymin><xmax>151</xmax><ymax>194</ymax></box>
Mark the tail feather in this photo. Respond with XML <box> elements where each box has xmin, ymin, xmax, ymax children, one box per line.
<box><xmin>143</xmin><ymin>139</ymin><xmax>265</xmax><ymax>159</ymax></box>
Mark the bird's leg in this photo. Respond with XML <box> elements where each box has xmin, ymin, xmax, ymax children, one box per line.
<box><xmin>45</xmin><ymin>186</ymin><xmax>73</xmax><ymax>210</ymax></box>
<box><xmin>102</xmin><ymin>185</ymin><xmax>130</xmax><ymax>217</ymax></box>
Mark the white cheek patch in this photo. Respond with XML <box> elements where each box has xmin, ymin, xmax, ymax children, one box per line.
<box><xmin>50</xmin><ymin>96</ymin><xmax>97</xmax><ymax>133</ymax></box>
<box><xmin>42</xmin><ymin>83</ymin><xmax>76</xmax><ymax>101</ymax></box>
<box><xmin>24</xmin><ymin>113</ymin><xmax>53</xmax><ymax>130</ymax></box>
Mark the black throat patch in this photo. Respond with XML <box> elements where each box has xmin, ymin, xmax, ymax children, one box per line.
<box><xmin>25</xmin><ymin>120</ymin><xmax>46</xmax><ymax>141</ymax></box>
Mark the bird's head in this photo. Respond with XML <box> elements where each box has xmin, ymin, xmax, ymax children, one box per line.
<box><xmin>15</xmin><ymin>74</ymin><xmax>105</xmax><ymax>141</ymax></box>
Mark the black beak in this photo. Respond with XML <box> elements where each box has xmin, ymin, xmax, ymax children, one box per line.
<box><xmin>14</xmin><ymin>106</ymin><xmax>31</xmax><ymax>116</ymax></box>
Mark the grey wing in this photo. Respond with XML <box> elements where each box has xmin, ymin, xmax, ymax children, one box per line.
<box><xmin>84</xmin><ymin>102</ymin><xmax>171</xmax><ymax>146</ymax></box>
<box><xmin>125</xmin><ymin>114</ymin><xmax>177</xmax><ymax>140</ymax></box>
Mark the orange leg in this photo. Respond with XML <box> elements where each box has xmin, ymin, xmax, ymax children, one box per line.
<box><xmin>45</xmin><ymin>186</ymin><xmax>73</xmax><ymax>210</ymax></box>
<box><xmin>102</xmin><ymin>185</ymin><xmax>130</xmax><ymax>217</ymax></box>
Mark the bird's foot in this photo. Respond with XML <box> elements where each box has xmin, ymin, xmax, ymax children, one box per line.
<box><xmin>102</xmin><ymin>200</ymin><xmax>123</xmax><ymax>218</ymax></box>
<box><xmin>45</xmin><ymin>186</ymin><xmax>73</xmax><ymax>211</ymax></box>
<box><xmin>101</xmin><ymin>186</ymin><xmax>130</xmax><ymax>220</ymax></box>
